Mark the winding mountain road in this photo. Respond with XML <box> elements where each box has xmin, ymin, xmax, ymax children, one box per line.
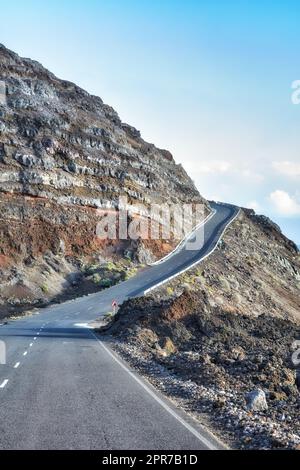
<box><xmin>0</xmin><ymin>202</ymin><xmax>239</xmax><ymax>450</ymax></box>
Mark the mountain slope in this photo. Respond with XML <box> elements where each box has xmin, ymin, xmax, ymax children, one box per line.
<box><xmin>0</xmin><ymin>44</ymin><xmax>207</xmax><ymax>316</ymax></box>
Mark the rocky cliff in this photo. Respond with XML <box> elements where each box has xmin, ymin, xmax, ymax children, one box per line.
<box><xmin>0</xmin><ymin>44</ymin><xmax>207</xmax><ymax>316</ymax></box>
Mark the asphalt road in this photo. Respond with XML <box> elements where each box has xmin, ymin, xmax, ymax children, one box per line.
<box><xmin>0</xmin><ymin>202</ymin><xmax>239</xmax><ymax>450</ymax></box>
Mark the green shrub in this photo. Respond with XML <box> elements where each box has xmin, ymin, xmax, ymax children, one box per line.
<box><xmin>41</xmin><ymin>284</ymin><xmax>49</xmax><ymax>294</ymax></box>
<box><xmin>92</xmin><ymin>273</ymin><xmax>101</xmax><ymax>284</ymax></box>
<box><xmin>99</xmin><ymin>278</ymin><xmax>112</xmax><ymax>288</ymax></box>
<box><xmin>106</xmin><ymin>261</ymin><xmax>117</xmax><ymax>272</ymax></box>
<box><xmin>104</xmin><ymin>311</ymin><xmax>114</xmax><ymax>319</ymax></box>
<box><xmin>166</xmin><ymin>286</ymin><xmax>174</xmax><ymax>296</ymax></box>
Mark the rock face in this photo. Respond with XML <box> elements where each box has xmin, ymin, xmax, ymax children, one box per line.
<box><xmin>0</xmin><ymin>44</ymin><xmax>203</xmax><ymax>210</ymax></box>
<box><xmin>246</xmin><ymin>389</ymin><xmax>268</xmax><ymax>412</ymax></box>
<box><xmin>0</xmin><ymin>44</ymin><xmax>207</xmax><ymax>315</ymax></box>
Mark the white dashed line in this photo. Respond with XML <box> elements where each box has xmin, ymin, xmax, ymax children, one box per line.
<box><xmin>23</xmin><ymin>351</ymin><xmax>28</xmax><ymax>356</ymax></box>
<box><xmin>34</xmin><ymin>337</ymin><xmax>37</xmax><ymax>340</ymax></box>
<box><xmin>0</xmin><ymin>379</ymin><xmax>8</xmax><ymax>389</ymax></box>
<box><xmin>30</xmin><ymin>343</ymin><xmax>33</xmax><ymax>347</ymax></box>
<box><xmin>14</xmin><ymin>362</ymin><xmax>20</xmax><ymax>369</ymax></box>
<box><xmin>37</xmin><ymin>333</ymin><xmax>40</xmax><ymax>336</ymax></box>
<box><xmin>88</xmin><ymin>307</ymin><xmax>92</xmax><ymax>311</ymax></box>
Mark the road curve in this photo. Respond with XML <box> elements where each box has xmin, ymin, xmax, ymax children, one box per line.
<box><xmin>0</xmin><ymin>202</ymin><xmax>239</xmax><ymax>450</ymax></box>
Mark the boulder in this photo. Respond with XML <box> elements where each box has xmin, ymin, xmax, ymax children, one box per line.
<box><xmin>246</xmin><ymin>389</ymin><xmax>268</xmax><ymax>411</ymax></box>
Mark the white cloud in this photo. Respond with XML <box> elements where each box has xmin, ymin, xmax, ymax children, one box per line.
<box><xmin>246</xmin><ymin>200</ymin><xmax>261</xmax><ymax>212</ymax></box>
<box><xmin>241</xmin><ymin>169</ymin><xmax>264</xmax><ymax>183</ymax></box>
<box><xmin>190</xmin><ymin>160</ymin><xmax>264</xmax><ymax>184</ymax></box>
<box><xmin>269</xmin><ymin>190</ymin><xmax>300</xmax><ymax>217</ymax></box>
<box><xmin>272</xmin><ymin>161</ymin><xmax>300</xmax><ymax>178</ymax></box>
<box><xmin>196</xmin><ymin>160</ymin><xmax>231</xmax><ymax>174</ymax></box>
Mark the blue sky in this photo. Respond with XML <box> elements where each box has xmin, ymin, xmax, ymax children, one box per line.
<box><xmin>1</xmin><ymin>0</ymin><xmax>300</xmax><ymax>244</ymax></box>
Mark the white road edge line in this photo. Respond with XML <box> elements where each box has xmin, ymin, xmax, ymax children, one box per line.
<box><xmin>14</xmin><ymin>362</ymin><xmax>20</xmax><ymax>369</ymax></box>
<box><xmin>23</xmin><ymin>351</ymin><xmax>28</xmax><ymax>356</ymax></box>
<box><xmin>89</xmin><ymin>330</ymin><xmax>224</xmax><ymax>450</ymax></box>
<box><xmin>0</xmin><ymin>379</ymin><xmax>8</xmax><ymax>389</ymax></box>
<box><xmin>144</xmin><ymin>208</ymin><xmax>241</xmax><ymax>294</ymax></box>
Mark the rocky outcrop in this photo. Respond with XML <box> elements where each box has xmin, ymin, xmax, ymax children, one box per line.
<box><xmin>0</xmin><ymin>44</ymin><xmax>203</xmax><ymax>211</ymax></box>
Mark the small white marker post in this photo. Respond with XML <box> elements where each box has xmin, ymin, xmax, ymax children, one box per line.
<box><xmin>112</xmin><ymin>300</ymin><xmax>118</xmax><ymax>316</ymax></box>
